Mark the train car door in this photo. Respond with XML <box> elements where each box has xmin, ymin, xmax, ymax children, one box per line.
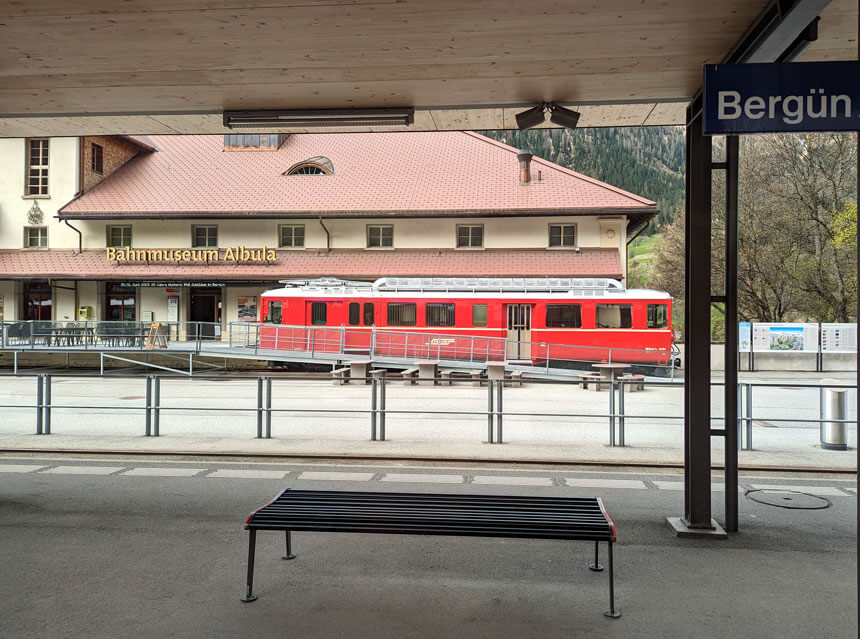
<box><xmin>506</xmin><ymin>304</ymin><xmax>532</xmax><ymax>359</ymax></box>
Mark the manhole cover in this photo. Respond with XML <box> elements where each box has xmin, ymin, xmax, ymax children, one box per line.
<box><xmin>745</xmin><ymin>489</ymin><xmax>831</xmax><ymax>510</ymax></box>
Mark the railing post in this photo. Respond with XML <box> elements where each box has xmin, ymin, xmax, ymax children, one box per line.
<box><xmin>496</xmin><ymin>379</ymin><xmax>503</xmax><ymax>444</ymax></box>
<box><xmin>229</xmin><ymin>322</ymin><xmax>233</xmax><ymax>348</ymax></box>
<box><xmin>371</xmin><ymin>377</ymin><xmax>377</xmax><ymax>441</ymax></box>
<box><xmin>145</xmin><ymin>376</ymin><xmax>152</xmax><ymax>436</ymax></box>
<box><xmin>44</xmin><ymin>374</ymin><xmax>52</xmax><ymax>435</ymax></box>
<box><xmin>609</xmin><ymin>379</ymin><xmax>616</xmax><ymax>446</ymax></box>
<box><xmin>35</xmin><ymin>375</ymin><xmax>44</xmax><ymax>435</ymax></box>
<box><xmin>371</xmin><ymin>325</ymin><xmax>377</xmax><ymax>357</ymax></box>
<box><xmin>487</xmin><ymin>379</ymin><xmax>494</xmax><ymax>443</ymax></box>
<box><xmin>256</xmin><ymin>376</ymin><xmax>263</xmax><ymax>439</ymax></box>
<box><xmin>100</xmin><ymin>352</ymin><xmax>104</xmax><ymax>376</ymax></box>
<box><xmin>737</xmin><ymin>383</ymin><xmax>743</xmax><ymax>451</ymax></box>
<box><xmin>153</xmin><ymin>376</ymin><xmax>161</xmax><ymax>436</ymax></box>
<box><xmin>339</xmin><ymin>325</ymin><xmax>345</xmax><ymax>354</ymax></box>
<box><xmin>745</xmin><ymin>383</ymin><xmax>753</xmax><ymax>450</ymax></box>
<box><xmin>608</xmin><ymin>348</ymin><xmax>612</xmax><ymax>364</ymax></box>
<box><xmin>265</xmin><ymin>377</ymin><xmax>272</xmax><ymax>438</ymax></box>
<box><xmin>545</xmin><ymin>343</ymin><xmax>550</xmax><ymax>372</ymax></box>
<box><xmin>311</xmin><ymin>328</ymin><xmax>316</xmax><ymax>357</ymax></box>
<box><xmin>617</xmin><ymin>379</ymin><xmax>624</xmax><ymax>447</ymax></box>
<box><xmin>379</xmin><ymin>376</ymin><xmax>386</xmax><ymax>441</ymax></box>
<box><xmin>470</xmin><ymin>336</ymin><xmax>475</xmax><ymax>363</ymax></box>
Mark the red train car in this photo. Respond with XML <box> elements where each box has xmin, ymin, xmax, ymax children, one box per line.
<box><xmin>258</xmin><ymin>277</ymin><xmax>673</xmax><ymax>367</ymax></box>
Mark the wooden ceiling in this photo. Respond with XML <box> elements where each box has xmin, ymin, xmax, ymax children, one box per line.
<box><xmin>0</xmin><ymin>0</ymin><xmax>856</xmax><ymax>136</ymax></box>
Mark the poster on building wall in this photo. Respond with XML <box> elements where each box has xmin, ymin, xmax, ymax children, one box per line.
<box><xmin>738</xmin><ymin>322</ymin><xmax>751</xmax><ymax>352</ymax></box>
<box><xmin>751</xmin><ymin>323</ymin><xmax>819</xmax><ymax>353</ymax></box>
<box><xmin>237</xmin><ymin>297</ymin><xmax>258</xmax><ymax>322</ymax></box>
<box><xmin>167</xmin><ymin>296</ymin><xmax>179</xmax><ymax>323</ymax></box>
<box><xmin>821</xmin><ymin>323</ymin><xmax>857</xmax><ymax>353</ymax></box>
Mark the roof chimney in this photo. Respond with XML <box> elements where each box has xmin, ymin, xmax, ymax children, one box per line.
<box><xmin>517</xmin><ymin>150</ymin><xmax>534</xmax><ymax>185</ymax></box>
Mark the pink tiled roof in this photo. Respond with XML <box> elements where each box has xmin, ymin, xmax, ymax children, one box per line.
<box><xmin>0</xmin><ymin>248</ymin><xmax>622</xmax><ymax>280</ymax></box>
<box><xmin>60</xmin><ymin>132</ymin><xmax>655</xmax><ymax>217</ymax></box>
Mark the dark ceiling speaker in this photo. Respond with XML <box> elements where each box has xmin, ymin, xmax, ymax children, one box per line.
<box><xmin>515</xmin><ymin>104</ymin><xmax>548</xmax><ymax>130</ymax></box>
<box><xmin>548</xmin><ymin>103</ymin><xmax>581</xmax><ymax>129</ymax></box>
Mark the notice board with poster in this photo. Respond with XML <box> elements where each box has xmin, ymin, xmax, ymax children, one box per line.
<box><xmin>751</xmin><ymin>323</ymin><xmax>818</xmax><ymax>353</ymax></box>
<box><xmin>237</xmin><ymin>296</ymin><xmax>258</xmax><ymax>322</ymax></box>
<box><xmin>821</xmin><ymin>323</ymin><xmax>857</xmax><ymax>353</ymax></box>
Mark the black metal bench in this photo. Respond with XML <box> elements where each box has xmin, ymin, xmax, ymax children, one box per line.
<box><xmin>241</xmin><ymin>489</ymin><xmax>621</xmax><ymax>618</ymax></box>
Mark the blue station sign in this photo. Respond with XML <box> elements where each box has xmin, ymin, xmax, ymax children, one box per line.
<box><xmin>703</xmin><ymin>62</ymin><xmax>860</xmax><ymax>135</ymax></box>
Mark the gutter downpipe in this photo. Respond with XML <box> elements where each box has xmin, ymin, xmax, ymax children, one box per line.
<box><xmin>63</xmin><ymin>218</ymin><xmax>83</xmax><ymax>255</ymax></box>
<box><xmin>318</xmin><ymin>216</ymin><xmax>331</xmax><ymax>251</ymax></box>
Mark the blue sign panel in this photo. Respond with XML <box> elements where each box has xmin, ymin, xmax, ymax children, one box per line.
<box><xmin>704</xmin><ymin>62</ymin><xmax>860</xmax><ymax>135</ymax></box>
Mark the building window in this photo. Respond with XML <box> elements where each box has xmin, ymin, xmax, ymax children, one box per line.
<box><xmin>363</xmin><ymin>302</ymin><xmax>374</xmax><ymax>326</ymax></box>
<box><xmin>596</xmin><ymin>304</ymin><xmax>632</xmax><ymax>329</ymax></box>
<box><xmin>456</xmin><ymin>225</ymin><xmax>483</xmax><ymax>248</ymax></box>
<box><xmin>472</xmin><ymin>304</ymin><xmax>488</xmax><ymax>327</ymax></box>
<box><xmin>647</xmin><ymin>304</ymin><xmax>668</xmax><ymax>328</ymax></box>
<box><xmin>26</xmin><ymin>139</ymin><xmax>49</xmax><ymax>196</ymax></box>
<box><xmin>106</xmin><ymin>225</ymin><xmax>132</xmax><ymax>248</ymax></box>
<box><xmin>367</xmin><ymin>225</ymin><xmax>393</xmax><ymax>248</ymax></box>
<box><xmin>267</xmin><ymin>301</ymin><xmax>282</xmax><ymax>324</ymax></box>
<box><xmin>426</xmin><ymin>303</ymin><xmax>455</xmax><ymax>327</ymax></box>
<box><xmin>311</xmin><ymin>302</ymin><xmax>327</xmax><ymax>325</ymax></box>
<box><xmin>348</xmin><ymin>302</ymin><xmax>361</xmax><ymax>326</ymax></box>
<box><xmin>279</xmin><ymin>225</ymin><xmax>305</xmax><ymax>248</ymax></box>
<box><xmin>105</xmin><ymin>283</ymin><xmax>136</xmax><ymax>322</ymax></box>
<box><xmin>91</xmin><ymin>143</ymin><xmax>104</xmax><ymax>174</ymax></box>
<box><xmin>387</xmin><ymin>302</ymin><xmax>416</xmax><ymax>326</ymax></box>
<box><xmin>192</xmin><ymin>225</ymin><xmax>218</xmax><ymax>248</ymax></box>
<box><xmin>24</xmin><ymin>227</ymin><xmax>48</xmax><ymax>248</ymax></box>
<box><xmin>284</xmin><ymin>156</ymin><xmax>334</xmax><ymax>175</ymax></box>
<box><xmin>549</xmin><ymin>224</ymin><xmax>576</xmax><ymax>248</ymax></box>
<box><xmin>545</xmin><ymin>304</ymin><xmax>582</xmax><ymax>328</ymax></box>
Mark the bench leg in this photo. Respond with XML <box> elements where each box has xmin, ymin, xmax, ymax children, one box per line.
<box><xmin>588</xmin><ymin>540</ymin><xmax>603</xmax><ymax>572</ymax></box>
<box><xmin>241</xmin><ymin>530</ymin><xmax>258</xmax><ymax>602</ymax></box>
<box><xmin>283</xmin><ymin>530</ymin><xmax>296</xmax><ymax>560</ymax></box>
<box><xmin>604</xmin><ymin>541</ymin><xmax>621</xmax><ymax>618</ymax></box>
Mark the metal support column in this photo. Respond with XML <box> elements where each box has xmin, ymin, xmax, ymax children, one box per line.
<box><xmin>145</xmin><ymin>376</ymin><xmax>152</xmax><ymax>436</ymax></box>
<box><xmin>256</xmin><ymin>376</ymin><xmax>263</xmax><ymax>439</ymax></box>
<box><xmin>487</xmin><ymin>379</ymin><xmax>494</xmax><ymax>443</ymax></box>
<box><xmin>724</xmin><ymin>135</ymin><xmax>740</xmax><ymax>532</ymax></box>
<box><xmin>379</xmin><ymin>376</ymin><xmax>386</xmax><ymax>441</ymax></box>
<box><xmin>496</xmin><ymin>379</ymin><xmax>503</xmax><ymax>444</ymax></box>
<box><xmin>44</xmin><ymin>374</ymin><xmax>51</xmax><ymax>435</ymax></box>
<box><xmin>35</xmin><ymin>375</ymin><xmax>43</xmax><ymax>435</ymax></box>
<box><xmin>371</xmin><ymin>377</ymin><xmax>377</xmax><ymax>441</ymax></box>
<box><xmin>153</xmin><ymin>376</ymin><xmax>161</xmax><ymax>436</ymax></box>
<box><xmin>265</xmin><ymin>377</ymin><xmax>272</xmax><ymax>439</ymax></box>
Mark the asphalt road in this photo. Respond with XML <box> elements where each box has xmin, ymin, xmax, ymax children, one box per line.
<box><xmin>0</xmin><ymin>456</ymin><xmax>856</xmax><ymax>639</ymax></box>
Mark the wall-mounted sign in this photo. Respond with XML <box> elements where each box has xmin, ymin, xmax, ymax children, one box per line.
<box><xmin>738</xmin><ymin>322</ymin><xmax>751</xmax><ymax>352</ymax></box>
<box><xmin>703</xmin><ymin>62</ymin><xmax>860</xmax><ymax>135</ymax></box>
<box><xmin>107</xmin><ymin>246</ymin><xmax>276</xmax><ymax>263</ymax></box>
<box><xmin>120</xmin><ymin>282</ymin><xmax>225</xmax><ymax>288</ymax></box>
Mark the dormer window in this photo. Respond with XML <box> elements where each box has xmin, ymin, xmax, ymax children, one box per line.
<box><xmin>284</xmin><ymin>156</ymin><xmax>334</xmax><ymax>175</ymax></box>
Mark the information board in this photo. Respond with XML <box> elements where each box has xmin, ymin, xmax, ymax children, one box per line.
<box><xmin>821</xmin><ymin>323</ymin><xmax>857</xmax><ymax>353</ymax></box>
<box><xmin>738</xmin><ymin>322</ymin><xmax>751</xmax><ymax>352</ymax></box>
<box><xmin>751</xmin><ymin>323</ymin><xmax>819</xmax><ymax>353</ymax></box>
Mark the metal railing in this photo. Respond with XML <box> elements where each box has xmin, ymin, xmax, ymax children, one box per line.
<box><xmin>2</xmin><ymin>320</ymin><xmax>677</xmax><ymax>377</ymax></box>
<box><xmin>5</xmin><ymin>373</ymin><xmax>853</xmax><ymax>451</ymax></box>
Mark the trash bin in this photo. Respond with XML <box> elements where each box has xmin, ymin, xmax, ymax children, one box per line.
<box><xmin>820</xmin><ymin>379</ymin><xmax>848</xmax><ymax>451</ymax></box>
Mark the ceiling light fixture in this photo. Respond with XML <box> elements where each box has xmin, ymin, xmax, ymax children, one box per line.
<box><xmin>223</xmin><ymin>108</ymin><xmax>415</xmax><ymax>129</ymax></box>
<box><xmin>515</xmin><ymin>102</ymin><xmax>581</xmax><ymax>130</ymax></box>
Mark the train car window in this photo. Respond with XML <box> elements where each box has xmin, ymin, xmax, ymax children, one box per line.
<box><xmin>311</xmin><ymin>302</ymin><xmax>327</xmax><ymax>325</ymax></box>
<box><xmin>426</xmin><ymin>303</ymin><xmax>455</xmax><ymax>327</ymax></box>
<box><xmin>267</xmin><ymin>301</ymin><xmax>282</xmax><ymax>324</ymax></box>
<box><xmin>647</xmin><ymin>304</ymin><xmax>668</xmax><ymax>328</ymax></box>
<box><xmin>596</xmin><ymin>304</ymin><xmax>632</xmax><ymax>328</ymax></box>
<box><xmin>348</xmin><ymin>302</ymin><xmax>360</xmax><ymax>326</ymax></box>
<box><xmin>363</xmin><ymin>302</ymin><xmax>374</xmax><ymax>326</ymax></box>
<box><xmin>387</xmin><ymin>302</ymin><xmax>416</xmax><ymax>326</ymax></box>
<box><xmin>545</xmin><ymin>304</ymin><xmax>581</xmax><ymax>328</ymax></box>
<box><xmin>472</xmin><ymin>304</ymin><xmax>488</xmax><ymax>327</ymax></box>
